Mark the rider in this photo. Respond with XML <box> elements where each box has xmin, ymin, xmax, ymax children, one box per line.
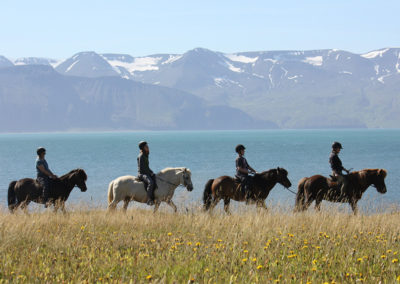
<box><xmin>235</xmin><ymin>144</ymin><xmax>257</xmax><ymax>201</ymax></box>
<box><xmin>36</xmin><ymin>147</ymin><xmax>57</xmax><ymax>204</ymax></box>
<box><xmin>137</xmin><ymin>141</ymin><xmax>156</xmax><ymax>206</ymax></box>
<box><xmin>329</xmin><ymin>141</ymin><xmax>350</xmax><ymax>198</ymax></box>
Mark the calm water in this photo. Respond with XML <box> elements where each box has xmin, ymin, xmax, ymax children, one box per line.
<box><xmin>1</xmin><ymin>130</ymin><xmax>399</xmax><ymax>211</ymax></box>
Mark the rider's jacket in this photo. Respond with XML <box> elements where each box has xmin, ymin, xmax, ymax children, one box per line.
<box><xmin>137</xmin><ymin>152</ymin><xmax>154</xmax><ymax>176</ymax></box>
<box><xmin>36</xmin><ymin>158</ymin><xmax>50</xmax><ymax>179</ymax></box>
<box><xmin>329</xmin><ymin>151</ymin><xmax>344</xmax><ymax>175</ymax></box>
<box><xmin>236</xmin><ymin>156</ymin><xmax>249</xmax><ymax>178</ymax></box>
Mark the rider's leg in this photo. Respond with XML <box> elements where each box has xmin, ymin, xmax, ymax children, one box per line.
<box><xmin>143</xmin><ymin>175</ymin><xmax>155</xmax><ymax>205</ymax></box>
<box><xmin>244</xmin><ymin>176</ymin><xmax>252</xmax><ymax>201</ymax></box>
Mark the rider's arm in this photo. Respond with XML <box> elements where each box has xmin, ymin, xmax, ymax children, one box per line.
<box><xmin>236</xmin><ymin>158</ymin><xmax>250</xmax><ymax>174</ymax></box>
<box><xmin>248</xmin><ymin>165</ymin><xmax>256</xmax><ymax>173</ymax></box>
<box><xmin>37</xmin><ymin>165</ymin><xmax>56</xmax><ymax>178</ymax></box>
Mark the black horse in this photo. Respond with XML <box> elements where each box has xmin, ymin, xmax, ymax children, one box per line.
<box><xmin>8</xmin><ymin>168</ymin><xmax>87</xmax><ymax>213</ymax></box>
<box><xmin>203</xmin><ymin>167</ymin><xmax>292</xmax><ymax>214</ymax></box>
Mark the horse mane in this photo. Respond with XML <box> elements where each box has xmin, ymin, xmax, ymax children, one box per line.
<box><xmin>158</xmin><ymin>167</ymin><xmax>191</xmax><ymax>175</ymax></box>
<box><xmin>257</xmin><ymin>168</ymin><xmax>287</xmax><ymax>178</ymax></box>
<box><xmin>60</xmin><ymin>168</ymin><xmax>87</xmax><ymax>181</ymax></box>
<box><xmin>354</xmin><ymin>168</ymin><xmax>387</xmax><ymax>176</ymax></box>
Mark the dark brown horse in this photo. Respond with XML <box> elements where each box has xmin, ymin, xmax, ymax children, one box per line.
<box><xmin>8</xmin><ymin>169</ymin><xmax>88</xmax><ymax>213</ymax></box>
<box><xmin>203</xmin><ymin>167</ymin><xmax>292</xmax><ymax>214</ymax></box>
<box><xmin>294</xmin><ymin>169</ymin><xmax>387</xmax><ymax>214</ymax></box>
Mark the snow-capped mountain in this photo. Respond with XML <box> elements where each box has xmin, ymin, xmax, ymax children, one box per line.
<box><xmin>0</xmin><ymin>47</ymin><xmax>399</xmax><ymax>129</ymax></box>
<box><xmin>13</xmin><ymin>57</ymin><xmax>61</xmax><ymax>67</ymax></box>
<box><xmin>55</xmin><ymin>51</ymin><xmax>119</xmax><ymax>78</ymax></box>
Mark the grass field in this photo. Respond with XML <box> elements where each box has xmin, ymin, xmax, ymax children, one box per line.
<box><xmin>1</xmin><ymin>206</ymin><xmax>400</xmax><ymax>283</ymax></box>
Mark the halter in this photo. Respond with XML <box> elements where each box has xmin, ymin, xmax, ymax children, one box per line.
<box><xmin>156</xmin><ymin>170</ymin><xmax>189</xmax><ymax>188</ymax></box>
<box><xmin>156</xmin><ymin>176</ymin><xmax>184</xmax><ymax>187</ymax></box>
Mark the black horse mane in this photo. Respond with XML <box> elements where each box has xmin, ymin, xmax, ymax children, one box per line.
<box><xmin>60</xmin><ymin>168</ymin><xmax>87</xmax><ymax>181</ymax></box>
<box><xmin>256</xmin><ymin>168</ymin><xmax>287</xmax><ymax>179</ymax></box>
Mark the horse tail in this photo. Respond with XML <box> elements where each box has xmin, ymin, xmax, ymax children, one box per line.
<box><xmin>8</xmin><ymin>181</ymin><xmax>17</xmax><ymax>212</ymax></box>
<box><xmin>203</xmin><ymin>179</ymin><xmax>214</xmax><ymax>211</ymax></box>
<box><xmin>107</xmin><ymin>181</ymin><xmax>114</xmax><ymax>204</ymax></box>
<box><xmin>295</xmin><ymin>177</ymin><xmax>308</xmax><ymax>212</ymax></box>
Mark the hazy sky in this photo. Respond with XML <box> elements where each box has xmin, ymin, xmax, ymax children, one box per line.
<box><xmin>1</xmin><ymin>0</ymin><xmax>399</xmax><ymax>59</ymax></box>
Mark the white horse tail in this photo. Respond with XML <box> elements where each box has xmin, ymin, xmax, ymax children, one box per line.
<box><xmin>108</xmin><ymin>181</ymin><xmax>114</xmax><ymax>204</ymax></box>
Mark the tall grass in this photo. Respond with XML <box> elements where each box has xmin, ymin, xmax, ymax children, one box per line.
<box><xmin>0</xmin><ymin>206</ymin><xmax>399</xmax><ymax>283</ymax></box>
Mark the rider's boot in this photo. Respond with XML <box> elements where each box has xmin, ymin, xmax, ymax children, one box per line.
<box><xmin>146</xmin><ymin>185</ymin><xmax>155</xmax><ymax>206</ymax></box>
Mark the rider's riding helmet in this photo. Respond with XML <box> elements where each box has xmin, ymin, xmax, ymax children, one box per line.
<box><xmin>332</xmin><ymin>141</ymin><xmax>343</xmax><ymax>149</ymax></box>
<box><xmin>235</xmin><ymin>144</ymin><xmax>246</xmax><ymax>153</ymax></box>
<box><xmin>138</xmin><ymin>141</ymin><xmax>148</xmax><ymax>150</ymax></box>
<box><xmin>37</xmin><ymin>147</ymin><xmax>46</xmax><ymax>155</ymax></box>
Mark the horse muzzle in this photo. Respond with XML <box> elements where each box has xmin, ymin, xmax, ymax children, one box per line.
<box><xmin>187</xmin><ymin>184</ymin><xmax>194</xmax><ymax>191</ymax></box>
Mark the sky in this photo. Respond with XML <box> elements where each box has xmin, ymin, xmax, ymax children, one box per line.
<box><xmin>1</xmin><ymin>0</ymin><xmax>399</xmax><ymax>59</ymax></box>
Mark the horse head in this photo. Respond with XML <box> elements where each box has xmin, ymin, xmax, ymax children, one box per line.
<box><xmin>372</xmin><ymin>169</ymin><xmax>387</xmax><ymax>194</ymax></box>
<box><xmin>180</xmin><ymin>168</ymin><xmax>193</xmax><ymax>191</ymax></box>
<box><xmin>275</xmin><ymin>167</ymin><xmax>292</xmax><ymax>188</ymax></box>
<box><xmin>71</xmin><ymin>169</ymin><xmax>88</xmax><ymax>192</ymax></box>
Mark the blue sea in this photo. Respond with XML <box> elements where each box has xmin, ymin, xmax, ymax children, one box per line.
<box><xmin>1</xmin><ymin>130</ymin><xmax>399</xmax><ymax>212</ymax></box>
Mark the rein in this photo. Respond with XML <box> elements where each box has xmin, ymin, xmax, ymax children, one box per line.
<box><xmin>285</xmin><ymin>187</ymin><xmax>297</xmax><ymax>195</ymax></box>
<box><xmin>156</xmin><ymin>176</ymin><xmax>184</xmax><ymax>188</ymax></box>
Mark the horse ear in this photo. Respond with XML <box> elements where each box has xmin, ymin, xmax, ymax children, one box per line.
<box><xmin>277</xmin><ymin>167</ymin><xmax>281</xmax><ymax>173</ymax></box>
<box><xmin>379</xmin><ymin>169</ymin><xmax>387</xmax><ymax>178</ymax></box>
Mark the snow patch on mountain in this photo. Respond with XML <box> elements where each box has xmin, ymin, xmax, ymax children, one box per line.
<box><xmin>66</xmin><ymin>60</ymin><xmax>80</xmax><ymax>72</ymax></box>
<box><xmin>361</xmin><ymin>48</ymin><xmax>390</xmax><ymax>59</ymax></box>
<box><xmin>225</xmin><ymin>54</ymin><xmax>258</xmax><ymax>63</ymax></box>
<box><xmin>302</xmin><ymin>56</ymin><xmax>323</xmax><ymax>66</ymax></box>
<box><xmin>214</xmin><ymin>77</ymin><xmax>243</xmax><ymax>88</ymax></box>
<box><xmin>225</xmin><ymin>61</ymin><xmax>243</xmax><ymax>73</ymax></box>
<box><xmin>162</xmin><ymin>55</ymin><xmax>182</xmax><ymax>65</ymax></box>
<box><xmin>108</xmin><ymin>57</ymin><xmax>162</xmax><ymax>73</ymax></box>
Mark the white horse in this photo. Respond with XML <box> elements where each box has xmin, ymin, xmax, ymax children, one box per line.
<box><xmin>107</xmin><ymin>167</ymin><xmax>193</xmax><ymax>212</ymax></box>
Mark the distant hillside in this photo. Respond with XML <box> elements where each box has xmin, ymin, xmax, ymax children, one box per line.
<box><xmin>0</xmin><ymin>65</ymin><xmax>275</xmax><ymax>132</ymax></box>
<box><xmin>1</xmin><ymin>47</ymin><xmax>400</xmax><ymax>130</ymax></box>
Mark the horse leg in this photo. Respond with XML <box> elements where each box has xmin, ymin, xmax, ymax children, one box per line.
<box><xmin>256</xmin><ymin>200</ymin><xmax>268</xmax><ymax>211</ymax></box>
<box><xmin>209</xmin><ymin>197</ymin><xmax>220</xmax><ymax>213</ymax></box>
<box><xmin>167</xmin><ymin>200</ymin><xmax>177</xmax><ymax>213</ymax></box>
<box><xmin>107</xmin><ymin>198</ymin><xmax>119</xmax><ymax>212</ymax></box>
<box><xmin>60</xmin><ymin>201</ymin><xmax>67</xmax><ymax>215</ymax></box>
<box><xmin>153</xmin><ymin>201</ymin><xmax>161</xmax><ymax>213</ymax></box>
<box><xmin>314</xmin><ymin>194</ymin><xmax>323</xmax><ymax>211</ymax></box>
<box><xmin>122</xmin><ymin>197</ymin><xmax>130</xmax><ymax>213</ymax></box>
<box><xmin>315</xmin><ymin>199</ymin><xmax>322</xmax><ymax>211</ymax></box>
<box><xmin>223</xmin><ymin>198</ymin><xmax>231</xmax><ymax>215</ymax></box>
<box><xmin>303</xmin><ymin>194</ymin><xmax>314</xmax><ymax>211</ymax></box>
<box><xmin>350</xmin><ymin>201</ymin><xmax>358</xmax><ymax>215</ymax></box>
<box><xmin>20</xmin><ymin>201</ymin><xmax>30</xmax><ymax>214</ymax></box>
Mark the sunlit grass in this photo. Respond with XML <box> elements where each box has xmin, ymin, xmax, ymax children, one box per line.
<box><xmin>0</xmin><ymin>206</ymin><xmax>399</xmax><ymax>282</ymax></box>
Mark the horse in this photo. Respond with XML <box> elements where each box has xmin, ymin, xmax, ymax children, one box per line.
<box><xmin>203</xmin><ymin>167</ymin><xmax>292</xmax><ymax>214</ymax></box>
<box><xmin>107</xmin><ymin>167</ymin><xmax>193</xmax><ymax>213</ymax></box>
<box><xmin>7</xmin><ymin>168</ymin><xmax>88</xmax><ymax>213</ymax></box>
<box><xmin>294</xmin><ymin>169</ymin><xmax>387</xmax><ymax>214</ymax></box>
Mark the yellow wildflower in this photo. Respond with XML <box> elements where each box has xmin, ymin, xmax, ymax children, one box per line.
<box><xmin>257</xmin><ymin>265</ymin><xmax>263</xmax><ymax>270</ymax></box>
<box><xmin>167</xmin><ymin>232</ymin><xmax>172</xmax><ymax>236</ymax></box>
<box><xmin>146</xmin><ymin>275</ymin><xmax>152</xmax><ymax>280</ymax></box>
<box><xmin>242</xmin><ymin>258</ymin><xmax>248</xmax><ymax>262</ymax></box>
<box><xmin>392</xmin><ymin>259</ymin><xmax>399</xmax><ymax>263</ymax></box>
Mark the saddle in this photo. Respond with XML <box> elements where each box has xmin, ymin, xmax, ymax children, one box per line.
<box><xmin>134</xmin><ymin>176</ymin><xmax>158</xmax><ymax>191</ymax></box>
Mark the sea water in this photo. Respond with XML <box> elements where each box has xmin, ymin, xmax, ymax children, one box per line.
<box><xmin>0</xmin><ymin>130</ymin><xmax>399</xmax><ymax>212</ymax></box>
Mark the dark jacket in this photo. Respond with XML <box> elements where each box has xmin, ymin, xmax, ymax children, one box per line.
<box><xmin>329</xmin><ymin>151</ymin><xmax>344</xmax><ymax>174</ymax></box>
<box><xmin>236</xmin><ymin>156</ymin><xmax>250</xmax><ymax>177</ymax></box>
<box><xmin>137</xmin><ymin>152</ymin><xmax>153</xmax><ymax>176</ymax></box>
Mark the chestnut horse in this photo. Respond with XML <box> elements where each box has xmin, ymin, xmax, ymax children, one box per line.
<box><xmin>8</xmin><ymin>169</ymin><xmax>88</xmax><ymax>213</ymax></box>
<box><xmin>294</xmin><ymin>169</ymin><xmax>387</xmax><ymax>214</ymax></box>
<box><xmin>203</xmin><ymin>167</ymin><xmax>292</xmax><ymax>214</ymax></box>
